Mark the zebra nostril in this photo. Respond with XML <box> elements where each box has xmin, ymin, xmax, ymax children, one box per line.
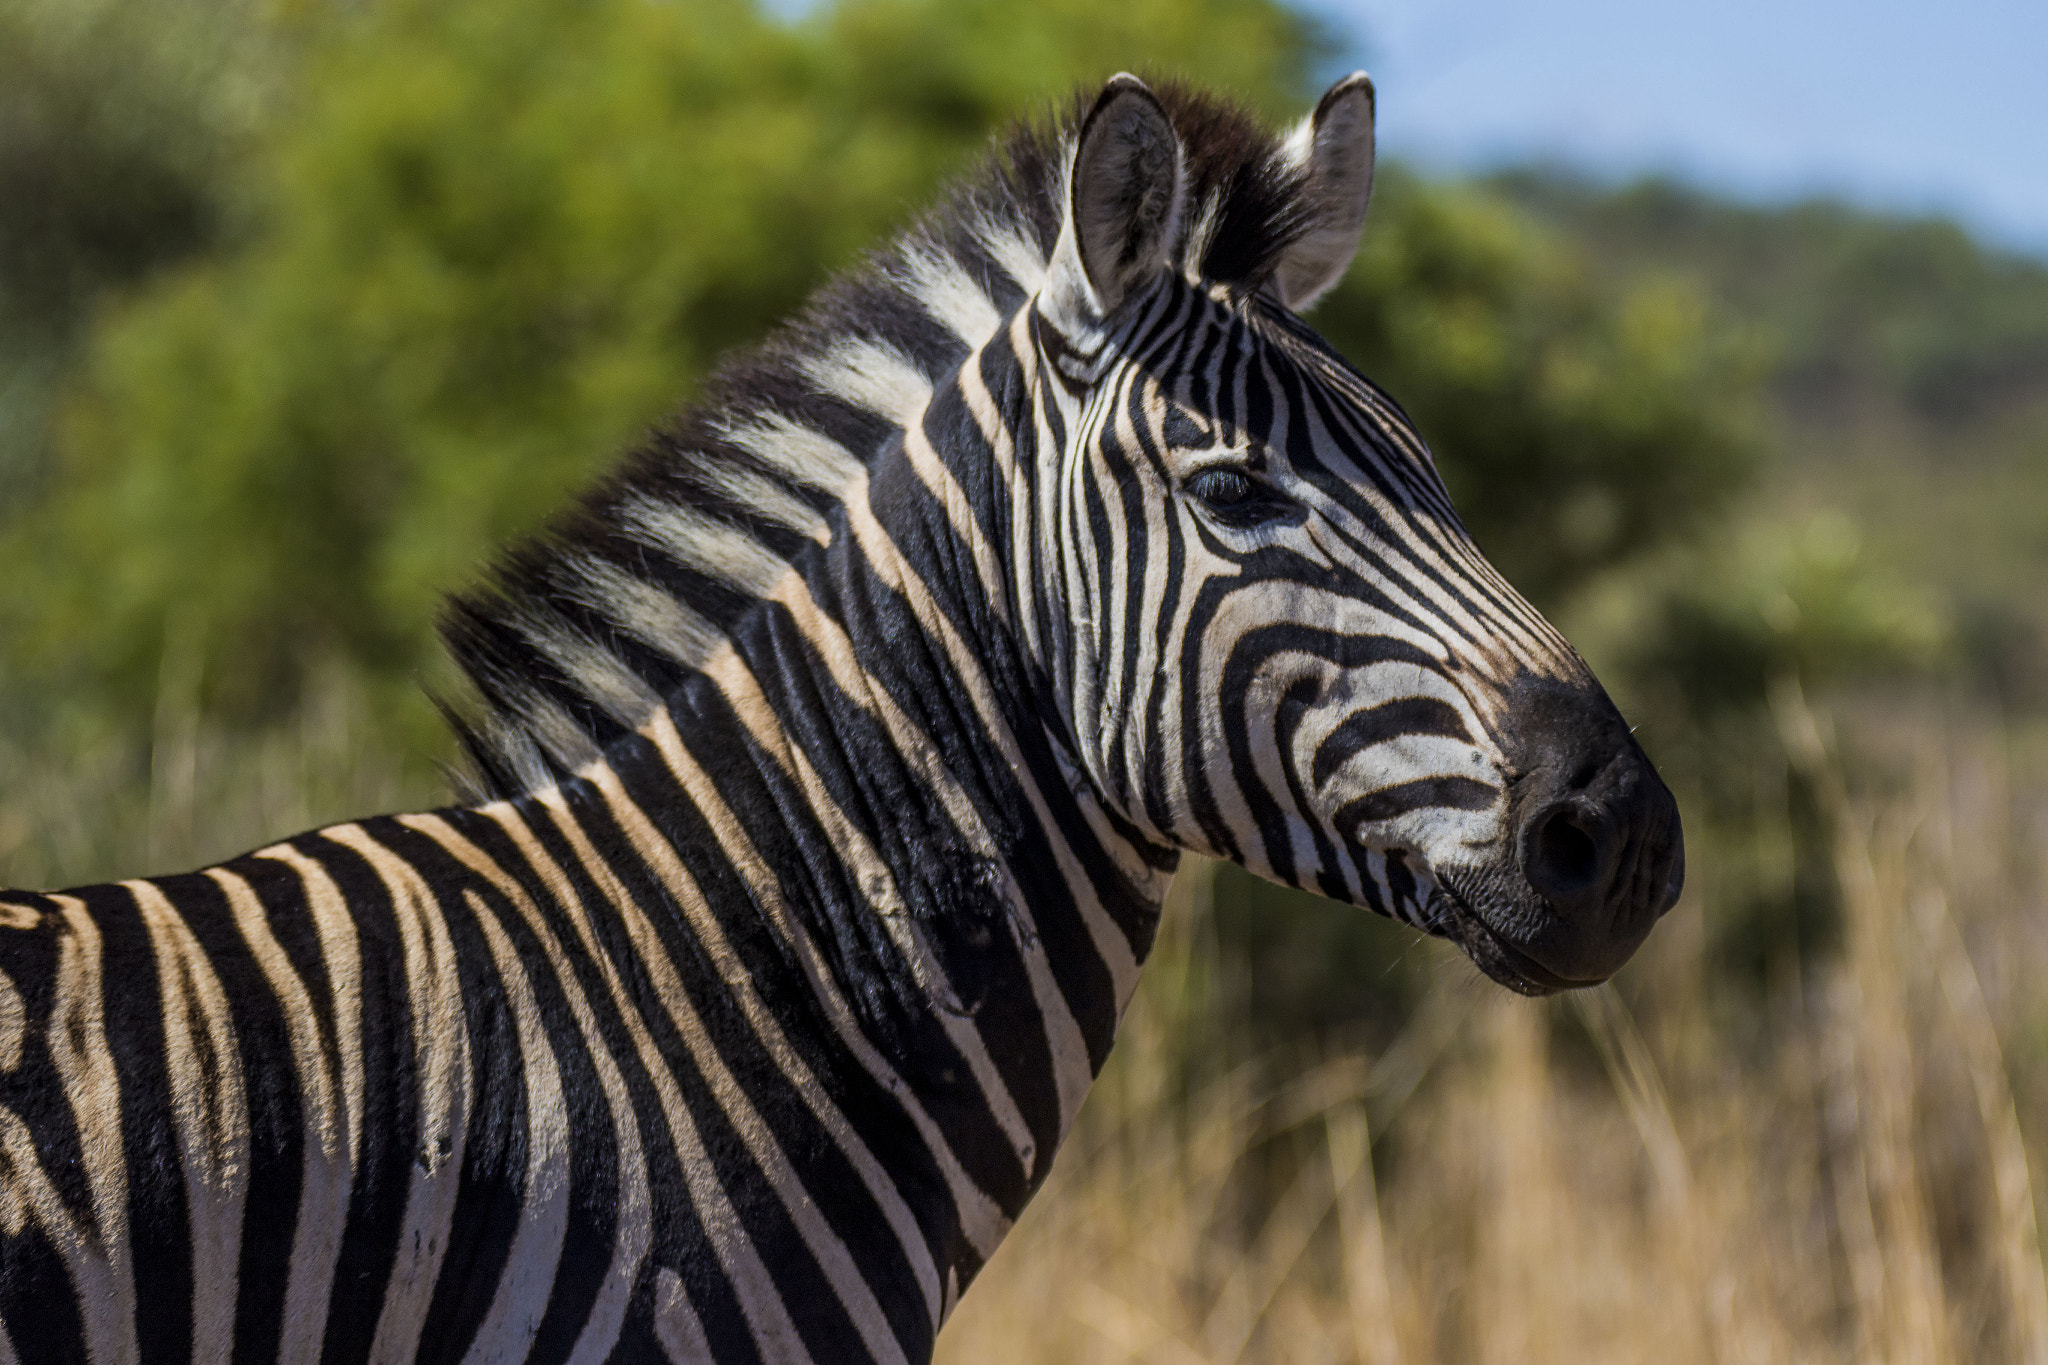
<box><xmin>1522</xmin><ymin>803</ymin><xmax>1611</xmax><ymax>907</ymax></box>
<box><xmin>1482</xmin><ymin>676</ymin><xmax>1688</xmax><ymax>986</ymax></box>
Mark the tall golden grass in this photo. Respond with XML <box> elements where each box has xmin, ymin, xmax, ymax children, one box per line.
<box><xmin>939</xmin><ymin>685</ymin><xmax>2048</xmax><ymax>1364</ymax></box>
<box><xmin>4</xmin><ymin>683</ymin><xmax>2043</xmax><ymax>1363</ymax></box>
<box><xmin>0</xmin><ymin>667</ymin><xmax>440</xmax><ymax>890</ymax></box>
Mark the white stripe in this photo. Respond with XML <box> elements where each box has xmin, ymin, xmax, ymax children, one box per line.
<box><xmin>503</xmin><ymin>681</ymin><xmax>607</xmax><ymax>770</ymax></box>
<box><xmin>209</xmin><ymin>865</ymin><xmax>354</xmax><ymax>1365</ymax></box>
<box><xmin>512</xmin><ymin>612</ymin><xmax>664</xmax><ymax>728</ymax></box>
<box><xmin>901</xmin><ymin>242</ymin><xmax>1004</xmax><ymax>346</ymax></box>
<box><xmin>322</xmin><ymin>826</ymin><xmax>474</xmax><ymax>1365</ymax></box>
<box><xmin>720</xmin><ymin>412</ymin><xmax>864</xmax><ymax>493</ymax></box>
<box><xmin>253</xmin><ymin>845</ymin><xmax>366</xmax><ymax>1168</ymax></box>
<box><xmin>566</xmin><ymin>557</ymin><xmax>725</xmax><ymax>668</ymax></box>
<box><xmin>969</xmin><ymin>213</ymin><xmax>1047</xmax><ymax>293</ymax></box>
<box><xmin>624</xmin><ymin>499</ymin><xmax>790</xmax><ymax>597</ymax></box>
<box><xmin>803</xmin><ymin>339</ymin><xmax>933</xmax><ymax>427</ymax></box>
<box><xmin>697</xmin><ymin>455</ymin><xmax>830</xmax><ymax>542</ymax></box>
<box><xmin>0</xmin><ymin>968</ymin><xmax>22</xmax><ymax>1073</ymax></box>
<box><xmin>43</xmin><ymin>895</ymin><xmax>138</xmax><ymax>1365</ymax></box>
<box><xmin>126</xmin><ymin>880</ymin><xmax>252</xmax><ymax>1365</ymax></box>
<box><xmin>899</xmin><ymin>414</ymin><xmax>1011</xmax><ymax>627</ymax></box>
<box><xmin>0</xmin><ymin>1106</ymin><xmax>128</xmax><ymax>1362</ymax></box>
<box><xmin>654</xmin><ymin>1267</ymin><xmax>717</xmax><ymax>1363</ymax></box>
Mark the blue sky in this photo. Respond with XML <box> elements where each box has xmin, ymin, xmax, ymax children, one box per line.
<box><xmin>1301</xmin><ymin>0</ymin><xmax>2047</xmax><ymax>256</ymax></box>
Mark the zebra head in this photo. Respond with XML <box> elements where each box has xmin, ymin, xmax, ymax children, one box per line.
<box><xmin>1025</xmin><ymin>74</ymin><xmax>1683</xmax><ymax>993</ymax></box>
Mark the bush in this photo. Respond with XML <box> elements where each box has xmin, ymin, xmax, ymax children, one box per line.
<box><xmin>3</xmin><ymin>0</ymin><xmax>1763</xmax><ymax>775</ymax></box>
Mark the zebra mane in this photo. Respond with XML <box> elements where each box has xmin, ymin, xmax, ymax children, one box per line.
<box><xmin>441</xmin><ymin>81</ymin><xmax>1318</xmax><ymax>797</ymax></box>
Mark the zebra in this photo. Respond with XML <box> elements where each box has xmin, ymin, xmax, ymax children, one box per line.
<box><xmin>0</xmin><ymin>73</ymin><xmax>1683</xmax><ymax>1363</ymax></box>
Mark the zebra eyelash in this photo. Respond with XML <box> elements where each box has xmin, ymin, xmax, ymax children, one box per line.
<box><xmin>1180</xmin><ymin>462</ymin><xmax>1296</xmax><ymax>528</ymax></box>
<box><xmin>1182</xmin><ymin>464</ymin><xmax>1255</xmax><ymax>505</ymax></box>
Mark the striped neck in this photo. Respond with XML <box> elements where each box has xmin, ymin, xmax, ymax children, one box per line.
<box><xmin>529</xmin><ymin>313</ymin><xmax>1176</xmax><ymax>1312</ymax></box>
<box><xmin>415</xmin><ymin>81</ymin><xmax>1337</xmax><ymax>1335</ymax></box>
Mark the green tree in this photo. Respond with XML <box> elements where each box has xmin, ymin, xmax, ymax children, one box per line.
<box><xmin>3</xmin><ymin>0</ymin><xmax>1757</xmax><ymax>765</ymax></box>
<box><xmin>3</xmin><ymin>0</ymin><xmax>1325</xmax><ymax>749</ymax></box>
<box><xmin>0</xmin><ymin>0</ymin><xmax>271</xmax><ymax>506</ymax></box>
<box><xmin>1495</xmin><ymin>169</ymin><xmax>2048</xmax><ymax>426</ymax></box>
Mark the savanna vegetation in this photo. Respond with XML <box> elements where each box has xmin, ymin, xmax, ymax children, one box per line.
<box><xmin>3</xmin><ymin>0</ymin><xmax>2047</xmax><ymax>1359</ymax></box>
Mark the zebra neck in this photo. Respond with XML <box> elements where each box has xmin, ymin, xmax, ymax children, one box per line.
<box><xmin>547</xmin><ymin>389</ymin><xmax>1173</xmax><ymax>1284</ymax></box>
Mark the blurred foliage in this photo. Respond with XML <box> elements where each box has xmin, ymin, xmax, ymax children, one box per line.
<box><xmin>0</xmin><ymin>0</ymin><xmax>1758</xmax><ymax>758</ymax></box>
<box><xmin>1612</xmin><ymin>510</ymin><xmax>1947</xmax><ymax>717</ymax></box>
<box><xmin>0</xmin><ymin>0</ymin><xmax>274</xmax><ymax>505</ymax></box>
<box><xmin>1498</xmin><ymin>171</ymin><xmax>2048</xmax><ymax>712</ymax></box>
<box><xmin>0</xmin><ymin>0</ymin><xmax>268</xmax><ymax>333</ymax></box>
<box><xmin>1209</xmin><ymin>859</ymin><xmax>1437</xmax><ymax>1043</ymax></box>
<box><xmin>1497</xmin><ymin>169</ymin><xmax>2048</xmax><ymax>427</ymax></box>
<box><xmin>1571</xmin><ymin>509</ymin><xmax>1952</xmax><ymax>1001</ymax></box>
<box><xmin>2</xmin><ymin>0</ymin><xmax>1341</xmax><ymax>748</ymax></box>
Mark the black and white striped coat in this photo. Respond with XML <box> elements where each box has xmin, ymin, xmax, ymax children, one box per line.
<box><xmin>0</xmin><ymin>75</ymin><xmax>1682</xmax><ymax>1363</ymax></box>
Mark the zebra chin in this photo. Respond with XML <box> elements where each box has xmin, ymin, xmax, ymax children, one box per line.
<box><xmin>1315</xmin><ymin>839</ymin><xmax>1589</xmax><ymax>997</ymax></box>
<box><xmin>1333</xmin><ymin>848</ymin><xmax>1682</xmax><ymax>998</ymax></box>
<box><xmin>1424</xmin><ymin>875</ymin><xmax>1640</xmax><ymax>997</ymax></box>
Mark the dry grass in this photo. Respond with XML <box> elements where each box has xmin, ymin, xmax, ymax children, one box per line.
<box><xmin>5</xmin><ymin>682</ymin><xmax>2045</xmax><ymax>1364</ymax></box>
<box><xmin>939</xmin><ymin>689</ymin><xmax>2048</xmax><ymax>1365</ymax></box>
<box><xmin>0</xmin><ymin>668</ymin><xmax>440</xmax><ymax>890</ymax></box>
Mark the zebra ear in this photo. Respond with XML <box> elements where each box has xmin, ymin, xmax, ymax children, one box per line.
<box><xmin>1272</xmin><ymin>72</ymin><xmax>1376</xmax><ymax>312</ymax></box>
<box><xmin>1043</xmin><ymin>74</ymin><xmax>1186</xmax><ymax>333</ymax></box>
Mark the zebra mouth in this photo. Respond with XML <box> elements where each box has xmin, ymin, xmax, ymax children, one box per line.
<box><xmin>1424</xmin><ymin>877</ymin><xmax>1585</xmax><ymax>998</ymax></box>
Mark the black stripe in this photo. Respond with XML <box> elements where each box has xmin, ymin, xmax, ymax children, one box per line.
<box><xmin>148</xmin><ymin>869</ymin><xmax>307</xmax><ymax>1365</ymax></box>
<box><xmin>297</xmin><ymin>832</ymin><xmax>418</xmax><ymax>1365</ymax></box>
<box><xmin>82</xmin><ymin>880</ymin><xmax>193</xmax><ymax>1365</ymax></box>
<box><xmin>1338</xmin><ymin>777</ymin><xmax>1498</xmax><ymax>825</ymax></box>
<box><xmin>1311</xmin><ymin>697</ymin><xmax>1473</xmax><ymax>791</ymax></box>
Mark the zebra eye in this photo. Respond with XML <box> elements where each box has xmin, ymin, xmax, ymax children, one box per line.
<box><xmin>1186</xmin><ymin>467</ymin><xmax>1255</xmax><ymax>508</ymax></box>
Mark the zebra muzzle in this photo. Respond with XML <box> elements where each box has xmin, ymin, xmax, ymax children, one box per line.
<box><xmin>1439</xmin><ymin>676</ymin><xmax>1686</xmax><ymax>993</ymax></box>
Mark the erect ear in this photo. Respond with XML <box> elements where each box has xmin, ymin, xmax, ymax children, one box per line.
<box><xmin>1042</xmin><ymin>74</ymin><xmax>1186</xmax><ymax>334</ymax></box>
<box><xmin>1272</xmin><ymin>72</ymin><xmax>1376</xmax><ymax>312</ymax></box>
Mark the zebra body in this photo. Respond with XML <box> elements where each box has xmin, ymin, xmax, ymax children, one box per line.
<box><xmin>0</xmin><ymin>76</ymin><xmax>1682</xmax><ymax>1362</ymax></box>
